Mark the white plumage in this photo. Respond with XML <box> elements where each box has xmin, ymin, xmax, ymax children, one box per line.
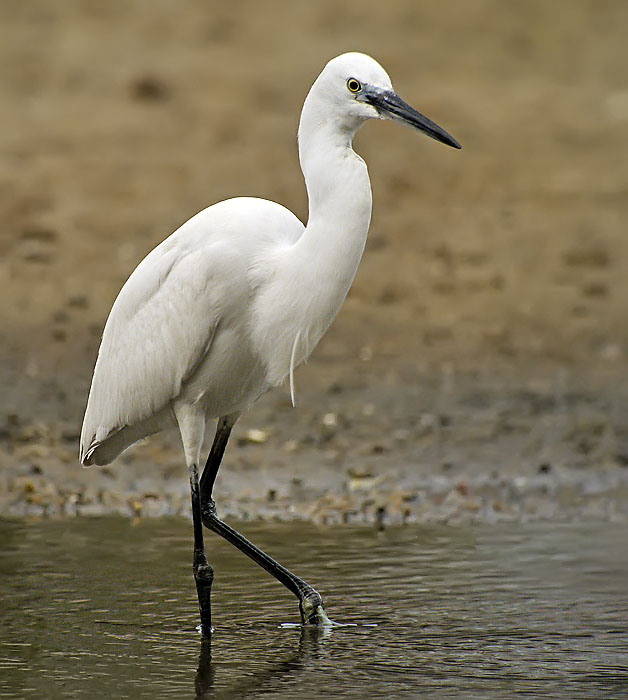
<box><xmin>80</xmin><ymin>197</ymin><xmax>305</xmax><ymax>465</ymax></box>
<box><xmin>79</xmin><ymin>51</ymin><xmax>460</xmax><ymax>635</ymax></box>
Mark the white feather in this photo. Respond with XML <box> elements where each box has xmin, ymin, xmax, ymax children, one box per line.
<box><xmin>80</xmin><ymin>197</ymin><xmax>305</xmax><ymax>465</ymax></box>
<box><xmin>289</xmin><ymin>330</ymin><xmax>300</xmax><ymax>408</ymax></box>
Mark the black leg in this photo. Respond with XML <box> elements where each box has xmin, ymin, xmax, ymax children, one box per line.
<box><xmin>199</xmin><ymin>416</ymin><xmax>232</xmax><ymax>502</ymax></box>
<box><xmin>200</xmin><ymin>417</ymin><xmax>331</xmax><ymax>626</ymax></box>
<box><xmin>190</xmin><ymin>462</ymin><xmax>214</xmax><ymax>638</ymax></box>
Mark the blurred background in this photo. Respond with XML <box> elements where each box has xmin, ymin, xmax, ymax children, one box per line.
<box><xmin>1</xmin><ymin>0</ymin><xmax>628</xmax><ymax>521</ymax></box>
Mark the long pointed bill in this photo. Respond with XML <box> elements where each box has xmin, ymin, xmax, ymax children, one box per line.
<box><xmin>363</xmin><ymin>87</ymin><xmax>461</xmax><ymax>149</ymax></box>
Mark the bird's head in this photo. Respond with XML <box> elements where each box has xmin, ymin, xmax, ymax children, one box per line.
<box><xmin>303</xmin><ymin>52</ymin><xmax>461</xmax><ymax>150</ymax></box>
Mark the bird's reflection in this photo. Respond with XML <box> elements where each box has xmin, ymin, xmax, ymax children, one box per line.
<box><xmin>195</xmin><ymin>625</ymin><xmax>330</xmax><ymax>699</ymax></box>
<box><xmin>194</xmin><ymin>639</ymin><xmax>216</xmax><ymax>699</ymax></box>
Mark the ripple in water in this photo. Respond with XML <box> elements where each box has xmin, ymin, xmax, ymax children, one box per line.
<box><xmin>1</xmin><ymin>517</ymin><xmax>627</xmax><ymax>699</ymax></box>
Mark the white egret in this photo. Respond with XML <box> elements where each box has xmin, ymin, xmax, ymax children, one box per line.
<box><xmin>80</xmin><ymin>52</ymin><xmax>460</xmax><ymax>637</ymax></box>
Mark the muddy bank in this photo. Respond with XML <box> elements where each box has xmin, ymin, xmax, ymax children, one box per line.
<box><xmin>3</xmin><ymin>364</ymin><xmax>628</xmax><ymax>524</ymax></box>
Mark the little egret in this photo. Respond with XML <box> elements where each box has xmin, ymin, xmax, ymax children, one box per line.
<box><xmin>80</xmin><ymin>52</ymin><xmax>460</xmax><ymax>637</ymax></box>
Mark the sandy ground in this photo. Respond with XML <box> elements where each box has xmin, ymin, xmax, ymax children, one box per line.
<box><xmin>2</xmin><ymin>1</ymin><xmax>628</xmax><ymax>523</ymax></box>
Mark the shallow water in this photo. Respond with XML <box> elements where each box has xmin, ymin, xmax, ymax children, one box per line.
<box><xmin>1</xmin><ymin>517</ymin><xmax>627</xmax><ymax>699</ymax></box>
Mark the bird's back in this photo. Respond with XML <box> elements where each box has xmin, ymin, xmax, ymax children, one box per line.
<box><xmin>80</xmin><ymin>197</ymin><xmax>304</xmax><ymax>466</ymax></box>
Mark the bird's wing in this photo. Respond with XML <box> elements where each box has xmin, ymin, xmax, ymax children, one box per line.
<box><xmin>79</xmin><ymin>235</ymin><xmax>235</xmax><ymax>464</ymax></box>
<box><xmin>79</xmin><ymin>197</ymin><xmax>305</xmax><ymax>465</ymax></box>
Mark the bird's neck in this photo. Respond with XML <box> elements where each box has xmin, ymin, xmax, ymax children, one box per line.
<box><xmin>249</xmin><ymin>110</ymin><xmax>374</xmax><ymax>391</ymax></box>
<box><xmin>295</xmin><ymin>114</ymin><xmax>373</xmax><ymax>312</ymax></box>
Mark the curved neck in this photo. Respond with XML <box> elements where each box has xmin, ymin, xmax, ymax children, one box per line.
<box><xmin>250</xmin><ymin>91</ymin><xmax>374</xmax><ymax>390</ymax></box>
<box><xmin>295</xmin><ymin>99</ymin><xmax>372</xmax><ymax>301</ymax></box>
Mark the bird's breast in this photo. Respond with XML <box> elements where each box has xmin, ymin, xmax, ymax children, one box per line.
<box><xmin>248</xmin><ymin>249</ymin><xmax>358</xmax><ymax>389</ymax></box>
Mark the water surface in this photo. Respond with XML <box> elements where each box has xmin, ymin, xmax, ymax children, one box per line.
<box><xmin>1</xmin><ymin>517</ymin><xmax>627</xmax><ymax>699</ymax></box>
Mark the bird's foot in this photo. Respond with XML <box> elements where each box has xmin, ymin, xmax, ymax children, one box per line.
<box><xmin>299</xmin><ymin>589</ymin><xmax>333</xmax><ymax>626</ymax></box>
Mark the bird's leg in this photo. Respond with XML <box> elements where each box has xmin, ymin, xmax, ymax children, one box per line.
<box><xmin>190</xmin><ymin>461</ymin><xmax>214</xmax><ymax>638</ymax></box>
<box><xmin>200</xmin><ymin>417</ymin><xmax>331</xmax><ymax>626</ymax></box>
<box><xmin>199</xmin><ymin>416</ymin><xmax>233</xmax><ymax>499</ymax></box>
<box><xmin>203</xmin><ymin>502</ymin><xmax>330</xmax><ymax>625</ymax></box>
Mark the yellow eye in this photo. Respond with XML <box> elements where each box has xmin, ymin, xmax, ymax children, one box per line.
<box><xmin>347</xmin><ymin>78</ymin><xmax>362</xmax><ymax>93</ymax></box>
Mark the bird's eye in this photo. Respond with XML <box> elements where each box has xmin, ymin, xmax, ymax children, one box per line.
<box><xmin>346</xmin><ymin>78</ymin><xmax>362</xmax><ymax>93</ymax></box>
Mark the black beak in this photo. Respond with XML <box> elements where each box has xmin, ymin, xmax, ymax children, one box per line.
<box><xmin>363</xmin><ymin>87</ymin><xmax>461</xmax><ymax>150</ymax></box>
